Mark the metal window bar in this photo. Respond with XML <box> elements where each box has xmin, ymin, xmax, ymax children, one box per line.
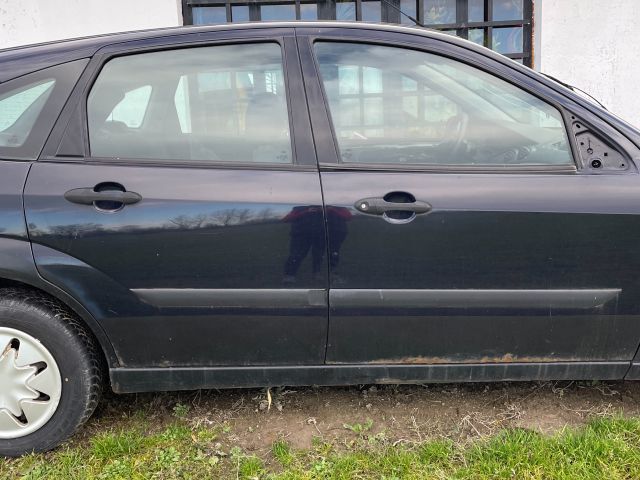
<box><xmin>184</xmin><ymin>0</ymin><xmax>533</xmax><ymax>65</ymax></box>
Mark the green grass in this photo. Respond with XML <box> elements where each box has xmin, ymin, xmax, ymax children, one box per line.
<box><xmin>3</xmin><ymin>416</ymin><xmax>640</xmax><ymax>479</ymax></box>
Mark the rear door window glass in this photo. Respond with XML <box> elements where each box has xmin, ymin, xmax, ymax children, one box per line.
<box><xmin>88</xmin><ymin>43</ymin><xmax>292</xmax><ymax>164</ymax></box>
<box><xmin>107</xmin><ymin>85</ymin><xmax>152</xmax><ymax>128</ymax></box>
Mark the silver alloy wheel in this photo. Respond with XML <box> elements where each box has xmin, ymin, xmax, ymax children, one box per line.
<box><xmin>0</xmin><ymin>327</ymin><xmax>62</xmax><ymax>439</ymax></box>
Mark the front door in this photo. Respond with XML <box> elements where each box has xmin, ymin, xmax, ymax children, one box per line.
<box><xmin>301</xmin><ymin>34</ymin><xmax>640</xmax><ymax>373</ymax></box>
<box><xmin>25</xmin><ymin>32</ymin><xmax>329</xmax><ymax>368</ymax></box>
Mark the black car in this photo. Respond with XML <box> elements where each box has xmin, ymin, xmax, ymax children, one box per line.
<box><xmin>1</xmin><ymin>21</ymin><xmax>640</xmax><ymax>456</ymax></box>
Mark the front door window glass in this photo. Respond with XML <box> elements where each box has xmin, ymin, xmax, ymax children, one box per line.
<box><xmin>314</xmin><ymin>42</ymin><xmax>573</xmax><ymax>166</ymax></box>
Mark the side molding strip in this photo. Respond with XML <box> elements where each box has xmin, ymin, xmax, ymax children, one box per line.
<box><xmin>110</xmin><ymin>362</ymin><xmax>629</xmax><ymax>393</ymax></box>
<box><xmin>133</xmin><ymin>288</ymin><xmax>327</xmax><ymax>308</ymax></box>
<box><xmin>330</xmin><ymin>289</ymin><xmax>621</xmax><ymax>309</ymax></box>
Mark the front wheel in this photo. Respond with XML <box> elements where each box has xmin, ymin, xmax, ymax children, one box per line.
<box><xmin>0</xmin><ymin>289</ymin><xmax>104</xmax><ymax>457</ymax></box>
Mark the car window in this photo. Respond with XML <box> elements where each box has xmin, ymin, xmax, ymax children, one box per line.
<box><xmin>314</xmin><ymin>42</ymin><xmax>573</xmax><ymax>167</ymax></box>
<box><xmin>0</xmin><ymin>79</ymin><xmax>55</xmax><ymax>148</ymax></box>
<box><xmin>107</xmin><ymin>85</ymin><xmax>152</xmax><ymax>128</ymax></box>
<box><xmin>88</xmin><ymin>43</ymin><xmax>292</xmax><ymax>163</ymax></box>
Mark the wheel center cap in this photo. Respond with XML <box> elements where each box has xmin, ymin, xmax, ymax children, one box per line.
<box><xmin>0</xmin><ymin>328</ymin><xmax>62</xmax><ymax>439</ymax></box>
<box><xmin>0</xmin><ymin>348</ymin><xmax>39</xmax><ymax>418</ymax></box>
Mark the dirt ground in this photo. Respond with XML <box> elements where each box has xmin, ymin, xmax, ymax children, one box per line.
<box><xmin>81</xmin><ymin>380</ymin><xmax>640</xmax><ymax>455</ymax></box>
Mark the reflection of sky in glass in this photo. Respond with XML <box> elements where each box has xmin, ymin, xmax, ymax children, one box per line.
<box><xmin>424</xmin><ymin>0</ymin><xmax>456</xmax><ymax>24</ymax></box>
<box><xmin>232</xmin><ymin>6</ymin><xmax>250</xmax><ymax>22</ymax></box>
<box><xmin>362</xmin><ymin>1</ymin><xmax>381</xmax><ymax>21</ymax></box>
<box><xmin>492</xmin><ymin>27</ymin><xmax>523</xmax><ymax>54</ymax></box>
<box><xmin>300</xmin><ymin>3</ymin><xmax>317</xmax><ymax>20</ymax></box>
<box><xmin>468</xmin><ymin>0</ymin><xmax>484</xmax><ymax>21</ymax></box>
<box><xmin>261</xmin><ymin>4</ymin><xmax>296</xmax><ymax>20</ymax></box>
<box><xmin>492</xmin><ymin>0</ymin><xmax>523</xmax><ymax>20</ymax></box>
<box><xmin>468</xmin><ymin>28</ymin><xmax>485</xmax><ymax>46</ymax></box>
<box><xmin>400</xmin><ymin>0</ymin><xmax>417</xmax><ymax>24</ymax></box>
<box><xmin>336</xmin><ymin>1</ymin><xmax>356</xmax><ymax>20</ymax></box>
<box><xmin>192</xmin><ymin>6</ymin><xmax>227</xmax><ymax>24</ymax></box>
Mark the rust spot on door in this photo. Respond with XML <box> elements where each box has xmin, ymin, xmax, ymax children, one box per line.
<box><xmin>347</xmin><ymin>353</ymin><xmax>576</xmax><ymax>365</ymax></box>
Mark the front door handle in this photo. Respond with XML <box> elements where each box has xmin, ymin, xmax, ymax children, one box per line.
<box><xmin>64</xmin><ymin>188</ymin><xmax>142</xmax><ymax>206</ymax></box>
<box><xmin>354</xmin><ymin>197</ymin><xmax>432</xmax><ymax>215</ymax></box>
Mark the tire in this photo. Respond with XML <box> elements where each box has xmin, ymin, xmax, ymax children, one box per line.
<box><xmin>0</xmin><ymin>288</ymin><xmax>104</xmax><ymax>457</ymax></box>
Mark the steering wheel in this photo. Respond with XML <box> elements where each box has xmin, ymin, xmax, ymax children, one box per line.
<box><xmin>440</xmin><ymin>113</ymin><xmax>469</xmax><ymax>162</ymax></box>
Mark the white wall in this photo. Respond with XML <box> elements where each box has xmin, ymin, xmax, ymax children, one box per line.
<box><xmin>537</xmin><ymin>0</ymin><xmax>640</xmax><ymax>128</ymax></box>
<box><xmin>0</xmin><ymin>0</ymin><xmax>182</xmax><ymax>49</ymax></box>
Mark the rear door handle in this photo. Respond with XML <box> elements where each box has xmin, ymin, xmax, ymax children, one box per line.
<box><xmin>354</xmin><ymin>197</ymin><xmax>432</xmax><ymax>215</ymax></box>
<box><xmin>64</xmin><ymin>188</ymin><xmax>142</xmax><ymax>206</ymax></box>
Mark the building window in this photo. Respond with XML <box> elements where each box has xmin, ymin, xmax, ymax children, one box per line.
<box><xmin>183</xmin><ymin>0</ymin><xmax>533</xmax><ymax>66</ymax></box>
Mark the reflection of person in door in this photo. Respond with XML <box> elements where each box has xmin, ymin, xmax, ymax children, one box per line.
<box><xmin>326</xmin><ymin>206</ymin><xmax>351</xmax><ymax>282</ymax></box>
<box><xmin>283</xmin><ymin>206</ymin><xmax>352</xmax><ymax>284</ymax></box>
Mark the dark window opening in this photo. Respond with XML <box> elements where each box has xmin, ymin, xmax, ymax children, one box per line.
<box><xmin>183</xmin><ymin>0</ymin><xmax>533</xmax><ymax>66</ymax></box>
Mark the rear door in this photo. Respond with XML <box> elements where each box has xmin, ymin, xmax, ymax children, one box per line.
<box><xmin>25</xmin><ymin>29</ymin><xmax>329</xmax><ymax>368</ymax></box>
<box><xmin>298</xmin><ymin>28</ymin><xmax>640</xmax><ymax>378</ymax></box>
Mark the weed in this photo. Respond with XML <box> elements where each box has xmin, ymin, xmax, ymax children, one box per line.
<box><xmin>172</xmin><ymin>402</ymin><xmax>190</xmax><ymax>419</ymax></box>
<box><xmin>344</xmin><ymin>418</ymin><xmax>374</xmax><ymax>434</ymax></box>
<box><xmin>91</xmin><ymin>430</ymin><xmax>146</xmax><ymax>459</ymax></box>
<box><xmin>272</xmin><ymin>439</ymin><xmax>294</xmax><ymax>466</ymax></box>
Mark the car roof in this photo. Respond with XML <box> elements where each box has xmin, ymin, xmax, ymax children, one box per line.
<box><xmin>0</xmin><ymin>21</ymin><xmax>499</xmax><ymax>83</ymax></box>
<box><xmin>0</xmin><ymin>21</ymin><xmax>465</xmax><ymax>55</ymax></box>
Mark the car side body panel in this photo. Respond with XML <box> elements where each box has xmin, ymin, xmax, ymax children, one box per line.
<box><xmin>1</xmin><ymin>23</ymin><xmax>640</xmax><ymax>390</ymax></box>
<box><xmin>110</xmin><ymin>362</ymin><xmax>631</xmax><ymax>393</ymax></box>
<box><xmin>0</xmin><ymin>160</ymin><xmax>118</xmax><ymax>366</ymax></box>
<box><xmin>25</xmin><ymin>164</ymin><xmax>328</xmax><ymax>368</ymax></box>
<box><xmin>0</xmin><ymin>161</ymin><xmax>30</xmax><ymax>240</ymax></box>
<box><xmin>24</xmin><ymin>27</ymin><xmax>330</xmax><ymax>369</ymax></box>
<box><xmin>296</xmin><ymin>28</ymin><xmax>640</xmax><ymax>372</ymax></box>
<box><xmin>321</xmin><ymin>172</ymin><xmax>640</xmax><ymax>365</ymax></box>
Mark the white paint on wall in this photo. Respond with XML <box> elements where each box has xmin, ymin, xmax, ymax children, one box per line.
<box><xmin>0</xmin><ymin>0</ymin><xmax>182</xmax><ymax>49</ymax></box>
<box><xmin>536</xmin><ymin>0</ymin><xmax>640</xmax><ymax>128</ymax></box>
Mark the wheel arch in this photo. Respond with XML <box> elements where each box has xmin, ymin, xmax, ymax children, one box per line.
<box><xmin>0</xmin><ymin>237</ymin><xmax>119</xmax><ymax>370</ymax></box>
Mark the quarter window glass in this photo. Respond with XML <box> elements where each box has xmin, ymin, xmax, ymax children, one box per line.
<box><xmin>88</xmin><ymin>43</ymin><xmax>291</xmax><ymax>163</ymax></box>
<box><xmin>314</xmin><ymin>42</ymin><xmax>572</xmax><ymax>166</ymax></box>
<box><xmin>0</xmin><ymin>80</ymin><xmax>55</xmax><ymax>148</ymax></box>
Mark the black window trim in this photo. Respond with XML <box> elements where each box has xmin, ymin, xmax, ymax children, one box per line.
<box><xmin>298</xmin><ymin>30</ymin><xmax>634</xmax><ymax>174</ymax></box>
<box><xmin>40</xmin><ymin>30</ymin><xmax>318</xmax><ymax>171</ymax></box>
